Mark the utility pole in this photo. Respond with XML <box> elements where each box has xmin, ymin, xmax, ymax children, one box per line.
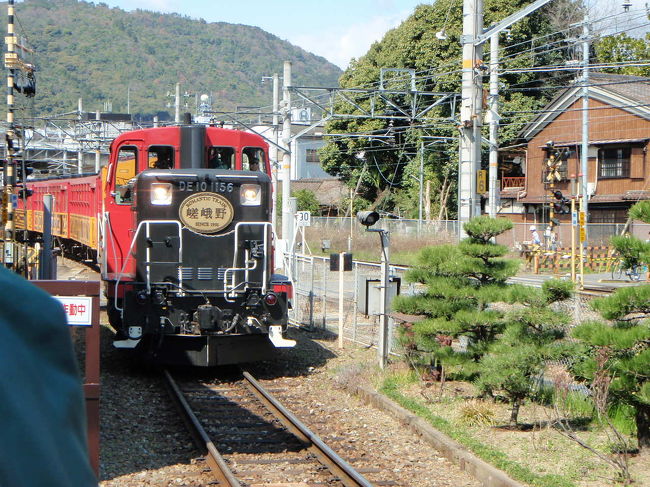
<box><xmin>458</xmin><ymin>0</ymin><xmax>484</xmax><ymax>234</ymax></box>
<box><xmin>271</xmin><ymin>73</ymin><xmax>280</xmax><ymax>238</ymax></box>
<box><xmin>378</xmin><ymin>230</ymin><xmax>390</xmax><ymax>369</ymax></box>
<box><xmin>418</xmin><ymin>140</ymin><xmax>424</xmax><ymax>235</ymax></box>
<box><xmin>580</xmin><ymin>17</ymin><xmax>590</xmax><ymax>237</ymax></box>
<box><xmin>174</xmin><ymin>82</ymin><xmax>181</xmax><ymax>124</ymax></box>
<box><xmin>3</xmin><ymin>0</ymin><xmax>18</xmax><ymax>268</ymax></box>
<box><xmin>281</xmin><ymin>61</ymin><xmax>293</xmax><ymax>246</ymax></box>
<box><xmin>488</xmin><ymin>33</ymin><xmax>499</xmax><ymax>218</ymax></box>
<box><xmin>458</xmin><ymin>0</ymin><xmax>555</xmax><ymax>230</ymax></box>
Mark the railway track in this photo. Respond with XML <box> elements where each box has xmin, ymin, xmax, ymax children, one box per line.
<box><xmin>164</xmin><ymin>369</ymin><xmax>375</xmax><ymax>487</ymax></box>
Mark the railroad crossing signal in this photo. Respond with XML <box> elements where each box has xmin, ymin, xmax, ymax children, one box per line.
<box><xmin>552</xmin><ymin>191</ymin><xmax>570</xmax><ymax>214</ymax></box>
<box><xmin>545</xmin><ymin>145</ymin><xmax>570</xmax><ymax>183</ymax></box>
<box><xmin>546</xmin><ymin>153</ymin><xmax>562</xmax><ymax>181</ymax></box>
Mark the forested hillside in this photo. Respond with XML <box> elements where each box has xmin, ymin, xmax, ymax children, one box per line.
<box><xmin>6</xmin><ymin>0</ymin><xmax>341</xmax><ymax>119</ymax></box>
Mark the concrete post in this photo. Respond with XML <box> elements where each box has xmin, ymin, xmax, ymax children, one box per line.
<box><xmin>458</xmin><ymin>0</ymin><xmax>484</xmax><ymax>237</ymax></box>
<box><xmin>580</xmin><ymin>19</ymin><xmax>590</xmax><ymax>238</ymax></box>
<box><xmin>281</xmin><ymin>61</ymin><xmax>293</xmax><ymax>245</ymax></box>
<box><xmin>271</xmin><ymin>73</ymin><xmax>280</xmax><ymax>239</ymax></box>
<box><xmin>488</xmin><ymin>33</ymin><xmax>499</xmax><ymax>218</ymax></box>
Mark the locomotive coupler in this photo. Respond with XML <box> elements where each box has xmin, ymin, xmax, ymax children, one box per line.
<box><xmin>195</xmin><ymin>304</ymin><xmax>223</xmax><ymax>331</ymax></box>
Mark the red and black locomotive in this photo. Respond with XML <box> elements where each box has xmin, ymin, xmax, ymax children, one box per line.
<box><xmin>17</xmin><ymin>123</ymin><xmax>294</xmax><ymax>366</ymax></box>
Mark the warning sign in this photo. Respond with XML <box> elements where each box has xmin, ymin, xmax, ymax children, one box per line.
<box><xmin>55</xmin><ymin>296</ymin><xmax>93</xmax><ymax>326</ymax></box>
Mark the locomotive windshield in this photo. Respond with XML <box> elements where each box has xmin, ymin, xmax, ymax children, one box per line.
<box><xmin>114</xmin><ymin>146</ymin><xmax>137</xmax><ymax>205</ymax></box>
<box><xmin>207</xmin><ymin>146</ymin><xmax>235</xmax><ymax>169</ymax></box>
<box><xmin>148</xmin><ymin>146</ymin><xmax>174</xmax><ymax>169</ymax></box>
<box><xmin>242</xmin><ymin>147</ymin><xmax>266</xmax><ymax>173</ymax></box>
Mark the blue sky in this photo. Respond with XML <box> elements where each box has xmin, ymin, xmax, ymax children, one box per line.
<box><xmin>97</xmin><ymin>0</ymin><xmax>649</xmax><ymax>70</ymax></box>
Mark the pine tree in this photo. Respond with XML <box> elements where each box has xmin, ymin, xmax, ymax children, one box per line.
<box><xmin>475</xmin><ymin>282</ymin><xmax>572</xmax><ymax>424</ymax></box>
<box><xmin>394</xmin><ymin>216</ymin><xmax>575</xmax><ymax>424</ymax></box>
<box><xmin>571</xmin><ymin>201</ymin><xmax>650</xmax><ymax>450</ymax></box>
<box><xmin>393</xmin><ymin>216</ymin><xmax>521</xmax><ymax>377</ymax></box>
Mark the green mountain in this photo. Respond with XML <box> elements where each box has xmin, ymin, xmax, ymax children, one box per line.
<box><xmin>6</xmin><ymin>0</ymin><xmax>342</xmax><ymax>120</ymax></box>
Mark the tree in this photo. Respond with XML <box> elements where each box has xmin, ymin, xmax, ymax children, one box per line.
<box><xmin>395</xmin><ymin>216</ymin><xmax>575</xmax><ymax>424</ymax></box>
<box><xmin>293</xmin><ymin>189</ymin><xmax>321</xmax><ymax>214</ymax></box>
<box><xmin>571</xmin><ymin>201</ymin><xmax>650</xmax><ymax>450</ymax></box>
<box><xmin>276</xmin><ymin>189</ymin><xmax>322</xmax><ymax>219</ymax></box>
<box><xmin>475</xmin><ymin>284</ymin><xmax>572</xmax><ymax>424</ymax></box>
<box><xmin>594</xmin><ymin>33</ymin><xmax>650</xmax><ymax>78</ymax></box>
<box><xmin>393</xmin><ymin>216</ymin><xmax>521</xmax><ymax>378</ymax></box>
<box><xmin>320</xmin><ymin>0</ymin><xmax>585</xmax><ymax>217</ymax></box>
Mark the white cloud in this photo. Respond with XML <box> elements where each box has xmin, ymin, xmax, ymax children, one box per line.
<box><xmin>291</xmin><ymin>10</ymin><xmax>413</xmax><ymax>69</ymax></box>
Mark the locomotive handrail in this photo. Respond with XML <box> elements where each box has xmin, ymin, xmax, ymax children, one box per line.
<box><xmin>223</xmin><ymin>222</ymin><xmax>272</xmax><ymax>301</ymax></box>
<box><xmin>113</xmin><ymin>220</ymin><xmax>183</xmax><ymax>314</ymax></box>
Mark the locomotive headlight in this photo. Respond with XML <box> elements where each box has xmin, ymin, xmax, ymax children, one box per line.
<box><xmin>151</xmin><ymin>183</ymin><xmax>173</xmax><ymax>205</ymax></box>
<box><xmin>240</xmin><ymin>184</ymin><xmax>261</xmax><ymax>206</ymax></box>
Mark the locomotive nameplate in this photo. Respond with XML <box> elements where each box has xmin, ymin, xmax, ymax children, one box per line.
<box><xmin>179</xmin><ymin>192</ymin><xmax>234</xmax><ymax>234</ymax></box>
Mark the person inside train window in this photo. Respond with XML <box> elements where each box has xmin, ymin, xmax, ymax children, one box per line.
<box><xmin>207</xmin><ymin>147</ymin><xmax>235</xmax><ymax>169</ymax></box>
<box><xmin>242</xmin><ymin>147</ymin><xmax>265</xmax><ymax>173</ymax></box>
<box><xmin>148</xmin><ymin>146</ymin><xmax>174</xmax><ymax>169</ymax></box>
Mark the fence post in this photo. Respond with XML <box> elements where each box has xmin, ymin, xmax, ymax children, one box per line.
<box><xmin>338</xmin><ymin>252</ymin><xmax>344</xmax><ymax>349</ymax></box>
<box><xmin>353</xmin><ymin>262</ymin><xmax>358</xmax><ymax>343</ymax></box>
<box><xmin>321</xmin><ymin>258</ymin><xmax>327</xmax><ymax>329</ymax></box>
<box><xmin>308</xmin><ymin>257</ymin><xmax>314</xmax><ymax>328</ymax></box>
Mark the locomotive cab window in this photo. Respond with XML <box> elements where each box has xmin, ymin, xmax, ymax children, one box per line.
<box><xmin>148</xmin><ymin>146</ymin><xmax>174</xmax><ymax>169</ymax></box>
<box><xmin>242</xmin><ymin>147</ymin><xmax>266</xmax><ymax>173</ymax></box>
<box><xmin>114</xmin><ymin>147</ymin><xmax>137</xmax><ymax>205</ymax></box>
<box><xmin>207</xmin><ymin>146</ymin><xmax>235</xmax><ymax>169</ymax></box>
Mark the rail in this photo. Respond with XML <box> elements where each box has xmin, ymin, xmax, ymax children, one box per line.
<box><xmin>163</xmin><ymin>370</ymin><xmax>242</xmax><ymax>487</ymax></box>
<box><xmin>242</xmin><ymin>371</ymin><xmax>374</xmax><ymax>487</ymax></box>
<box><xmin>164</xmin><ymin>368</ymin><xmax>373</xmax><ymax>487</ymax></box>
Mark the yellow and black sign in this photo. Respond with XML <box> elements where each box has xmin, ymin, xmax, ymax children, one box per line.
<box><xmin>179</xmin><ymin>192</ymin><xmax>234</xmax><ymax>234</ymax></box>
<box><xmin>477</xmin><ymin>170</ymin><xmax>487</xmax><ymax>193</ymax></box>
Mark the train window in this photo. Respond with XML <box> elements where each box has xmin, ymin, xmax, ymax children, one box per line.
<box><xmin>114</xmin><ymin>146</ymin><xmax>137</xmax><ymax>205</ymax></box>
<box><xmin>207</xmin><ymin>147</ymin><xmax>235</xmax><ymax>169</ymax></box>
<box><xmin>148</xmin><ymin>146</ymin><xmax>174</xmax><ymax>169</ymax></box>
<box><xmin>242</xmin><ymin>147</ymin><xmax>266</xmax><ymax>173</ymax></box>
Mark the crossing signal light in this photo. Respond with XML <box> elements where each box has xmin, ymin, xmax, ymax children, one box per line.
<box><xmin>16</xmin><ymin>163</ymin><xmax>33</xmax><ymax>182</ymax></box>
<box><xmin>17</xmin><ymin>187</ymin><xmax>33</xmax><ymax>199</ymax></box>
<box><xmin>357</xmin><ymin>211</ymin><xmax>380</xmax><ymax>227</ymax></box>
<box><xmin>552</xmin><ymin>190</ymin><xmax>570</xmax><ymax>214</ymax></box>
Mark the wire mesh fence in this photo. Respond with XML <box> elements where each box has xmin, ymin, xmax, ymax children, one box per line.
<box><xmin>287</xmin><ymin>252</ymin><xmax>412</xmax><ymax>355</ymax></box>
<box><xmin>308</xmin><ymin>217</ymin><xmax>648</xmax><ymax>249</ymax></box>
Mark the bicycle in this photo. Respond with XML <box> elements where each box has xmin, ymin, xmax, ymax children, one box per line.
<box><xmin>611</xmin><ymin>260</ymin><xmax>643</xmax><ymax>281</ymax></box>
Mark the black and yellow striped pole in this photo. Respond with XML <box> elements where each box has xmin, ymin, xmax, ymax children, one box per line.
<box><xmin>3</xmin><ymin>0</ymin><xmax>17</xmax><ymax>268</ymax></box>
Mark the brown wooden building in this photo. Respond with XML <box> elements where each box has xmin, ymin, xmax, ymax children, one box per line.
<box><xmin>494</xmin><ymin>73</ymin><xmax>650</xmax><ymax>224</ymax></box>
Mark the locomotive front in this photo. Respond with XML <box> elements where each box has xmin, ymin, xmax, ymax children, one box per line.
<box><xmin>106</xmin><ymin>125</ymin><xmax>294</xmax><ymax>366</ymax></box>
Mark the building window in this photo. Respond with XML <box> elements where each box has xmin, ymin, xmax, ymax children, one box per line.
<box><xmin>306</xmin><ymin>148</ymin><xmax>320</xmax><ymax>164</ymax></box>
<box><xmin>598</xmin><ymin>147</ymin><xmax>630</xmax><ymax>178</ymax></box>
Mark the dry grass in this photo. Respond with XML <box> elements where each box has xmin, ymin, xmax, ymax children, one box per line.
<box><xmin>303</xmin><ymin>225</ymin><xmax>455</xmax><ymax>264</ymax></box>
<box><xmin>392</xmin><ymin>373</ymin><xmax>650</xmax><ymax>487</ymax></box>
<box><xmin>302</xmin><ymin>329</ymin><xmax>650</xmax><ymax>487</ymax></box>
<box><xmin>456</xmin><ymin>399</ymin><xmax>498</xmax><ymax>427</ymax></box>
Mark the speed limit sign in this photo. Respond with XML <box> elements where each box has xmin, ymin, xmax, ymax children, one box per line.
<box><xmin>296</xmin><ymin>211</ymin><xmax>311</xmax><ymax>227</ymax></box>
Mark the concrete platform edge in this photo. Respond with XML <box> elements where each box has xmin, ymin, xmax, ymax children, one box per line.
<box><xmin>348</xmin><ymin>384</ymin><xmax>526</xmax><ymax>487</ymax></box>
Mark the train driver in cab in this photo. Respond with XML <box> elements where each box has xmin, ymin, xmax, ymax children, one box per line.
<box><xmin>249</xmin><ymin>157</ymin><xmax>260</xmax><ymax>172</ymax></box>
